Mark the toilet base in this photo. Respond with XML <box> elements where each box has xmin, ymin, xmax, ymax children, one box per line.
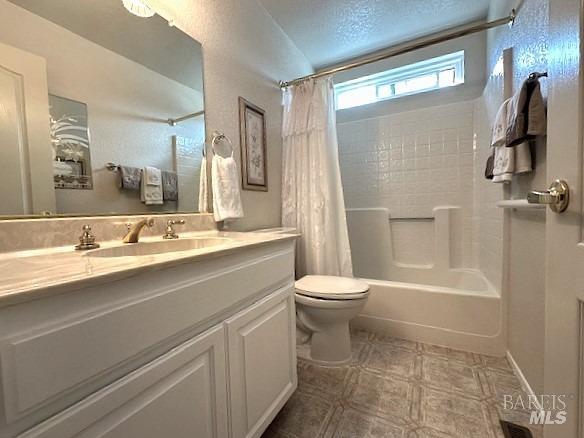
<box><xmin>295</xmin><ymin>289</ymin><xmax>369</xmax><ymax>368</ymax></box>
<box><xmin>310</xmin><ymin>322</ymin><xmax>352</xmax><ymax>365</ymax></box>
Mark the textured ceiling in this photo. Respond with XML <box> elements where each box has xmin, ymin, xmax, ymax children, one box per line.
<box><xmin>259</xmin><ymin>0</ymin><xmax>491</xmax><ymax>69</ymax></box>
<box><xmin>7</xmin><ymin>0</ymin><xmax>203</xmax><ymax>92</ymax></box>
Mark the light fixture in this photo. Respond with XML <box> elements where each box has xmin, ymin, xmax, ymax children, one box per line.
<box><xmin>121</xmin><ymin>0</ymin><xmax>155</xmax><ymax>18</ymax></box>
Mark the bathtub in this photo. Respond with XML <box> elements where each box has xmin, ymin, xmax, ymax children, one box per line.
<box><xmin>346</xmin><ymin>208</ymin><xmax>505</xmax><ymax>355</ymax></box>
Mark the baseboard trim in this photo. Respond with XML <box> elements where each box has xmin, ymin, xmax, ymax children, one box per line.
<box><xmin>506</xmin><ymin>350</ymin><xmax>544</xmax><ymax>413</ymax></box>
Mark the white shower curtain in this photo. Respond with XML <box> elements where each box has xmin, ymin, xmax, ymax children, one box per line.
<box><xmin>282</xmin><ymin>76</ymin><xmax>353</xmax><ymax>278</ymax></box>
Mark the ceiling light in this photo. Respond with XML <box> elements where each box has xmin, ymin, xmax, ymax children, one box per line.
<box><xmin>121</xmin><ymin>0</ymin><xmax>155</xmax><ymax>18</ymax></box>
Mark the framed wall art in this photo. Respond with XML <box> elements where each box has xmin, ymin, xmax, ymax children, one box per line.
<box><xmin>239</xmin><ymin>97</ymin><xmax>268</xmax><ymax>191</ymax></box>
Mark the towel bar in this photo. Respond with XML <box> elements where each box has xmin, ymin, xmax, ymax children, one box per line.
<box><xmin>496</xmin><ymin>200</ymin><xmax>545</xmax><ymax>210</ymax></box>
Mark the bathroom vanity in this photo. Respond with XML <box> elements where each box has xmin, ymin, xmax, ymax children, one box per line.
<box><xmin>0</xmin><ymin>229</ymin><xmax>297</xmax><ymax>438</ymax></box>
<box><xmin>0</xmin><ymin>1</ymin><xmax>298</xmax><ymax>435</ymax></box>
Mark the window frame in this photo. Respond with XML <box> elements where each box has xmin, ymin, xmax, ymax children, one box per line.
<box><xmin>334</xmin><ymin>50</ymin><xmax>465</xmax><ymax>110</ymax></box>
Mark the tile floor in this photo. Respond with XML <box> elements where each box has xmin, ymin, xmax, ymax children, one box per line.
<box><xmin>263</xmin><ymin>328</ymin><xmax>542</xmax><ymax>438</ymax></box>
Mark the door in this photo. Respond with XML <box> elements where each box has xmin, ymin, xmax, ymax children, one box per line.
<box><xmin>0</xmin><ymin>41</ymin><xmax>55</xmax><ymax>215</ymax></box>
<box><xmin>542</xmin><ymin>0</ymin><xmax>584</xmax><ymax>437</ymax></box>
<box><xmin>17</xmin><ymin>326</ymin><xmax>229</xmax><ymax>438</ymax></box>
<box><xmin>226</xmin><ymin>286</ymin><xmax>297</xmax><ymax>438</ymax></box>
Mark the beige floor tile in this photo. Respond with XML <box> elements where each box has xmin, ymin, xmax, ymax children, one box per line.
<box><xmin>419</xmin><ymin>386</ymin><xmax>494</xmax><ymax>438</ymax></box>
<box><xmin>364</xmin><ymin>343</ymin><xmax>420</xmax><ymax>378</ymax></box>
<box><xmin>420</xmin><ymin>343</ymin><xmax>480</xmax><ymax>366</ymax></box>
<box><xmin>323</xmin><ymin>406</ymin><xmax>409</xmax><ymax>438</ymax></box>
<box><xmin>262</xmin><ymin>429</ymin><xmax>298</xmax><ymax>438</ymax></box>
<box><xmin>372</xmin><ymin>334</ymin><xmax>419</xmax><ymax>352</ymax></box>
<box><xmin>264</xmin><ymin>389</ymin><xmax>334</xmax><ymax>438</ymax></box>
<box><xmin>298</xmin><ymin>360</ymin><xmax>355</xmax><ymax>398</ymax></box>
<box><xmin>264</xmin><ymin>329</ymin><xmax>535</xmax><ymax>438</ymax></box>
<box><xmin>421</xmin><ymin>355</ymin><xmax>483</xmax><ymax>397</ymax></box>
<box><xmin>479</xmin><ymin>354</ymin><xmax>513</xmax><ymax>373</ymax></box>
<box><xmin>350</xmin><ymin>327</ymin><xmax>375</xmax><ymax>342</ymax></box>
<box><xmin>406</xmin><ymin>427</ymin><xmax>459</xmax><ymax>438</ymax></box>
<box><xmin>346</xmin><ymin>369</ymin><xmax>415</xmax><ymax>423</ymax></box>
<box><xmin>484</xmin><ymin>368</ymin><xmax>529</xmax><ymax>403</ymax></box>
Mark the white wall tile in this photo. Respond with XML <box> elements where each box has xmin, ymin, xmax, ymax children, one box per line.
<box><xmin>338</xmin><ymin>101</ymin><xmax>477</xmax><ymax>268</ymax></box>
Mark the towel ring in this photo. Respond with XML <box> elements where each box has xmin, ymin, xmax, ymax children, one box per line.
<box><xmin>211</xmin><ymin>131</ymin><xmax>234</xmax><ymax>157</ymax></box>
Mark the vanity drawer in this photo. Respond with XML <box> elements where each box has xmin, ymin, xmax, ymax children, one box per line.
<box><xmin>0</xmin><ymin>242</ymin><xmax>294</xmax><ymax>430</ymax></box>
<box><xmin>16</xmin><ymin>325</ymin><xmax>228</xmax><ymax>438</ymax></box>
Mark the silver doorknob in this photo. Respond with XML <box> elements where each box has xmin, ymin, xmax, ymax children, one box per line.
<box><xmin>527</xmin><ymin>179</ymin><xmax>569</xmax><ymax>213</ymax></box>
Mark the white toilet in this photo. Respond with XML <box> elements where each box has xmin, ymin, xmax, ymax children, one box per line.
<box><xmin>295</xmin><ymin>275</ymin><xmax>370</xmax><ymax>366</ymax></box>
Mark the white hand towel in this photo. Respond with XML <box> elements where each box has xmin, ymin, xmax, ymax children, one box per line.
<box><xmin>491</xmin><ymin>99</ymin><xmax>508</xmax><ymax>148</ymax></box>
<box><xmin>491</xmin><ymin>98</ymin><xmax>513</xmax><ymax>183</ymax></box>
<box><xmin>141</xmin><ymin>166</ymin><xmax>163</xmax><ymax>205</ymax></box>
<box><xmin>198</xmin><ymin>156</ymin><xmax>208</xmax><ymax>213</ymax></box>
<box><xmin>514</xmin><ymin>141</ymin><xmax>532</xmax><ymax>174</ymax></box>
<box><xmin>211</xmin><ymin>154</ymin><xmax>244</xmax><ymax>222</ymax></box>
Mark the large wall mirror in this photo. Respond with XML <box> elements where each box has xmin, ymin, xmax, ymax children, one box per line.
<box><xmin>0</xmin><ymin>0</ymin><xmax>207</xmax><ymax>218</ymax></box>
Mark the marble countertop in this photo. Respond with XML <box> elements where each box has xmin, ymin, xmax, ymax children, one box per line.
<box><xmin>0</xmin><ymin>230</ymin><xmax>297</xmax><ymax>308</ymax></box>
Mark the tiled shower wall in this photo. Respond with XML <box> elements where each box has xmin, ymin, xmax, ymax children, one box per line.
<box><xmin>337</xmin><ymin>100</ymin><xmax>476</xmax><ymax>268</ymax></box>
<box><xmin>472</xmin><ymin>74</ymin><xmax>506</xmax><ymax>292</ymax></box>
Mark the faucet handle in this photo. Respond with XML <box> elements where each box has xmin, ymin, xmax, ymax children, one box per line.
<box><xmin>75</xmin><ymin>224</ymin><xmax>100</xmax><ymax>251</ymax></box>
<box><xmin>163</xmin><ymin>219</ymin><xmax>185</xmax><ymax>240</ymax></box>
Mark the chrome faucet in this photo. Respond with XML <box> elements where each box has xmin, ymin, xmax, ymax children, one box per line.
<box><xmin>163</xmin><ymin>219</ymin><xmax>185</xmax><ymax>240</ymax></box>
<box><xmin>123</xmin><ymin>218</ymin><xmax>154</xmax><ymax>243</ymax></box>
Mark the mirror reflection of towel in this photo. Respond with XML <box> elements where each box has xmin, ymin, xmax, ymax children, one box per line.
<box><xmin>118</xmin><ymin>166</ymin><xmax>141</xmax><ymax>191</ymax></box>
<box><xmin>162</xmin><ymin>170</ymin><xmax>178</xmax><ymax>201</ymax></box>
<box><xmin>141</xmin><ymin>166</ymin><xmax>163</xmax><ymax>205</ymax></box>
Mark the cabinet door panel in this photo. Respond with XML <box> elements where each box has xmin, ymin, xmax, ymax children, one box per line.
<box><xmin>226</xmin><ymin>286</ymin><xmax>296</xmax><ymax>438</ymax></box>
<box><xmin>18</xmin><ymin>326</ymin><xmax>228</xmax><ymax>438</ymax></box>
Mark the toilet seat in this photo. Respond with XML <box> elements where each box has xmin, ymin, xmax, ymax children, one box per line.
<box><xmin>295</xmin><ymin>275</ymin><xmax>369</xmax><ymax>300</ymax></box>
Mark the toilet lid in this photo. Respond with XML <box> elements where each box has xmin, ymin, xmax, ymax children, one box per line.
<box><xmin>295</xmin><ymin>275</ymin><xmax>370</xmax><ymax>300</ymax></box>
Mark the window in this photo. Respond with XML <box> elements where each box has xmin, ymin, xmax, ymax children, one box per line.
<box><xmin>334</xmin><ymin>51</ymin><xmax>465</xmax><ymax>110</ymax></box>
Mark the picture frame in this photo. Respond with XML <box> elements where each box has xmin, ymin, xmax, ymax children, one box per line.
<box><xmin>49</xmin><ymin>94</ymin><xmax>93</xmax><ymax>190</ymax></box>
<box><xmin>239</xmin><ymin>97</ymin><xmax>268</xmax><ymax>191</ymax></box>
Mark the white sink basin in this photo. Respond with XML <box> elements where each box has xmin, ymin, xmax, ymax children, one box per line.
<box><xmin>87</xmin><ymin>237</ymin><xmax>232</xmax><ymax>258</ymax></box>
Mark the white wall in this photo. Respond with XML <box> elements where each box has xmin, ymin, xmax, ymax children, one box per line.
<box><xmin>148</xmin><ymin>0</ymin><xmax>313</xmax><ymax>230</ymax></box>
<box><xmin>476</xmin><ymin>0</ymin><xmax>549</xmax><ymax>395</ymax></box>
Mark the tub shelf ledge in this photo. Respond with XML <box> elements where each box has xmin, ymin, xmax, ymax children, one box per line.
<box><xmin>496</xmin><ymin>199</ymin><xmax>546</xmax><ymax>210</ymax></box>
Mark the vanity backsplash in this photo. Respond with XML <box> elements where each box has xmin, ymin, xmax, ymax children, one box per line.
<box><xmin>0</xmin><ymin>214</ymin><xmax>217</xmax><ymax>253</ymax></box>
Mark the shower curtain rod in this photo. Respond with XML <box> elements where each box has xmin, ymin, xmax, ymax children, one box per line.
<box><xmin>167</xmin><ymin>110</ymin><xmax>205</xmax><ymax>126</ymax></box>
<box><xmin>279</xmin><ymin>9</ymin><xmax>516</xmax><ymax>88</ymax></box>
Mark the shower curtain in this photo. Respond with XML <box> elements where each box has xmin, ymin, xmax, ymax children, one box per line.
<box><xmin>282</xmin><ymin>76</ymin><xmax>353</xmax><ymax>278</ymax></box>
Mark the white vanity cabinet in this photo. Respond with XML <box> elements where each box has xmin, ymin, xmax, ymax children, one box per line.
<box><xmin>226</xmin><ymin>287</ymin><xmax>297</xmax><ymax>438</ymax></box>
<box><xmin>16</xmin><ymin>325</ymin><xmax>229</xmax><ymax>438</ymax></box>
<box><xmin>0</xmin><ymin>239</ymin><xmax>297</xmax><ymax>438</ymax></box>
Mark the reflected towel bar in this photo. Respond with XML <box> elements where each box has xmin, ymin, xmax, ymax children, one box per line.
<box><xmin>389</xmin><ymin>217</ymin><xmax>434</xmax><ymax>221</ymax></box>
<box><xmin>167</xmin><ymin>110</ymin><xmax>205</xmax><ymax>126</ymax></box>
